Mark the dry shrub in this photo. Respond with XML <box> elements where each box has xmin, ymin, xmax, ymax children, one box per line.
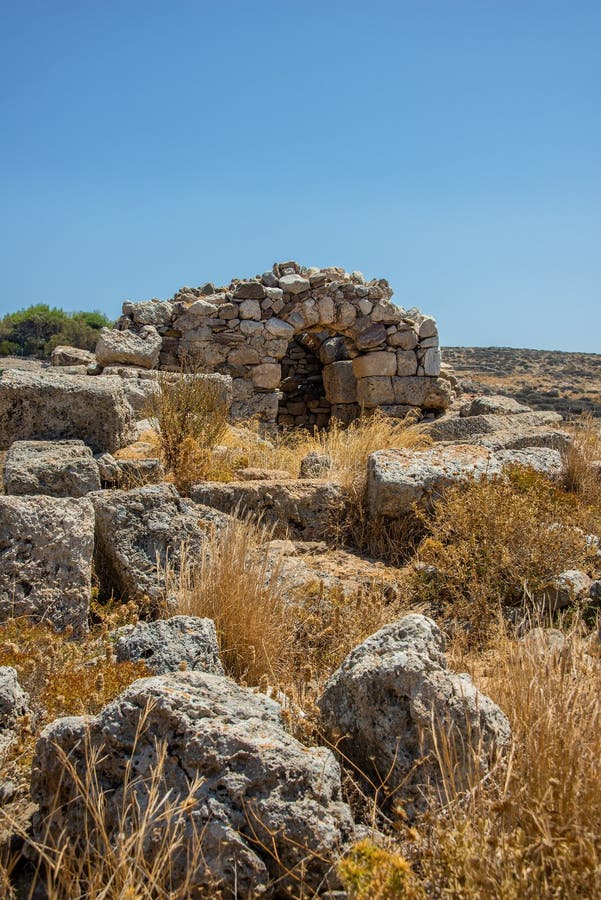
<box><xmin>412</xmin><ymin>467</ymin><xmax>601</xmax><ymax>642</ymax></box>
<box><xmin>412</xmin><ymin>621</ymin><xmax>601</xmax><ymax>898</ymax></box>
<box><xmin>172</xmin><ymin>516</ymin><xmax>290</xmax><ymax>685</ymax></box>
<box><xmin>338</xmin><ymin>839</ymin><xmax>422</xmax><ymax>899</ymax></box>
<box><xmin>0</xmin><ymin>619</ymin><xmax>147</xmax><ymax>721</ymax></box>
<box><xmin>147</xmin><ymin>362</ymin><xmax>228</xmax><ymax>491</ymax></box>
<box><xmin>562</xmin><ymin>412</ymin><xmax>601</xmax><ymax>501</ymax></box>
<box><xmin>0</xmin><ymin>618</ymin><xmax>148</xmax><ymax>780</ymax></box>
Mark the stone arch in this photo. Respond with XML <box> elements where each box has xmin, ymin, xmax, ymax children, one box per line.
<box><xmin>118</xmin><ymin>260</ymin><xmax>454</xmax><ymax>431</ymax></box>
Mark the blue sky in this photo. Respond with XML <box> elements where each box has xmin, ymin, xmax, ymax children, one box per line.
<box><xmin>1</xmin><ymin>1</ymin><xmax>600</xmax><ymax>351</ymax></box>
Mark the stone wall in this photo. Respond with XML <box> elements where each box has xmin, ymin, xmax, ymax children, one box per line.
<box><xmin>115</xmin><ymin>261</ymin><xmax>454</xmax><ymax>429</ymax></box>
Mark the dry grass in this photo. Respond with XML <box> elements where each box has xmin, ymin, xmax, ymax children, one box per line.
<box><xmin>219</xmin><ymin>409</ymin><xmax>430</xmax><ymax>487</ymax></box>
<box><xmin>171</xmin><ymin>515</ymin><xmax>409</xmax><ymax>702</ymax></box>
<box><xmin>172</xmin><ymin>516</ymin><xmax>290</xmax><ymax>685</ymax></box>
<box><xmin>562</xmin><ymin>412</ymin><xmax>601</xmax><ymax>501</ymax></box>
<box><xmin>412</xmin><ymin>467</ymin><xmax>601</xmax><ymax>643</ymax></box>
<box><xmin>408</xmin><ymin>620</ymin><xmax>601</xmax><ymax>899</ymax></box>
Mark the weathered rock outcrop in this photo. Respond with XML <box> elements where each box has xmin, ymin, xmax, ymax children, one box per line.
<box><xmin>459</xmin><ymin>394</ymin><xmax>533</xmax><ymax>417</ymax></box>
<box><xmin>0</xmin><ymin>495</ymin><xmax>94</xmax><ymax>633</ymax></box>
<box><xmin>419</xmin><ymin>409</ymin><xmax>563</xmax><ymax>444</ymax></box>
<box><xmin>367</xmin><ymin>444</ymin><xmax>563</xmax><ymax>520</ymax></box>
<box><xmin>0</xmin><ymin>370</ymin><xmax>137</xmax><ymax>453</ymax></box>
<box><xmin>90</xmin><ymin>484</ymin><xmax>228</xmax><ymax>603</ymax></box>
<box><xmin>3</xmin><ymin>439</ymin><xmax>101</xmax><ymax>497</ymax></box>
<box><xmin>32</xmin><ymin>671</ymin><xmax>354</xmax><ymax>896</ymax></box>
<box><xmin>95</xmin><ymin>325</ymin><xmax>162</xmax><ymax>369</ymax></box>
<box><xmin>190</xmin><ymin>478</ymin><xmax>346</xmax><ymax>541</ymax></box>
<box><xmin>114</xmin><ymin>616</ymin><xmax>224</xmax><ymax>675</ymax></box>
<box><xmin>318</xmin><ymin>615</ymin><xmax>511</xmax><ymax>814</ymax></box>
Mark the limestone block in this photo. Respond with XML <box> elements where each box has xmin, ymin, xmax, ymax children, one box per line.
<box><xmin>396</xmin><ymin>350</ymin><xmax>418</xmax><ymax>376</ymax></box>
<box><xmin>352</xmin><ymin>351</ymin><xmax>397</xmax><ymax>379</ymax></box>
<box><xmin>4</xmin><ymin>439</ymin><xmax>101</xmax><ymax>497</ymax></box>
<box><xmin>356</xmin><ymin>376</ymin><xmax>395</xmax><ymax>407</ymax></box>
<box><xmin>95</xmin><ymin>326</ymin><xmax>162</xmax><ymax>369</ymax></box>
<box><xmin>0</xmin><ymin>495</ymin><xmax>94</xmax><ymax>633</ymax></box>
<box><xmin>251</xmin><ymin>363</ymin><xmax>281</xmax><ymax>390</ymax></box>
<box><xmin>239</xmin><ymin>299</ymin><xmax>262</xmax><ymax>320</ymax></box>
<box><xmin>0</xmin><ymin>370</ymin><xmax>137</xmax><ymax>453</ymax></box>
<box><xmin>278</xmin><ymin>274</ymin><xmax>310</xmax><ymax>294</ymax></box>
<box><xmin>50</xmin><ymin>345</ymin><xmax>95</xmax><ymax>367</ymax></box>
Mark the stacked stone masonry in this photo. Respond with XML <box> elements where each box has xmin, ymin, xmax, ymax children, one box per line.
<box><xmin>115</xmin><ymin>261</ymin><xmax>453</xmax><ymax>429</ymax></box>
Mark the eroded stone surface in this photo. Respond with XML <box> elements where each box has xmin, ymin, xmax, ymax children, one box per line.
<box><xmin>190</xmin><ymin>478</ymin><xmax>345</xmax><ymax>541</ymax></box>
<box><xmin>114</xmin><ymin>616</ymin><xmax>224</xmax><ymax>675</ymax></box>
<box><xmin>0</xmin><ymin>369</ymin><xmax>137</xmax><ymax>453</ymax></box>
<box><xmin>32</xmin><ymin>671</ymin><xmax>354</xmax><ymax>896</ymax></box>
<box><xmin>367</xmin><ymin>444</ymin><xmax>563</xmax><ymax>519</ymax></box>
<box><xmin>0</xmin><ymin>495</ymin><xmax>94</xmax><ymax>633</ymax></box>
<box><xmin>91</xmin><ymin>484</ymin><xmax>228</xmax><ymax>603</ymax></box>
<box><xmin>4</xmin><ymin>439</ymin><xmax>101</xmax><ymax>497</ymax></box>
<box><xmin>95</xmin><ymin>326</ymin><xmax>162</xmax><ymax>369</ymax></box>
<box><xmin>318</xmin><ymin>615</ymin><xmax>511</xmax><ymax>814</ymax></box>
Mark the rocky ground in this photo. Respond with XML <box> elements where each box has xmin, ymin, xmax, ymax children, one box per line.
<box><xmin>444</xmin><ymin>346</ymin><xmax>601</xmax><ymax>418</ymax></box>
<box><xmin>0</xmin><ymin>327</ymin><xmax>600</xmax><ymax>896</ymax></box>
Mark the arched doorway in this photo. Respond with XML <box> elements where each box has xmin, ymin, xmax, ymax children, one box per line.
<box><xmin>277</xmin><ymin>329</ymin><xmax>360</xmax><ymax>429</ymax></box>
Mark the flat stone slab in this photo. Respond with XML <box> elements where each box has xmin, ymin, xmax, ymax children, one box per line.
<box><xmin>367</xmin><ymin>444</ymin><xmax>563</xmax><ymax>519</ymax></box>
<box><xmin>4</xmin><ymin>439</ymin><xmax>101</xmax><ymax>497</ymax></box>
<box><xmin>190</xmin><ymin>479</ymin><xmax>345</xmax><ymax>542</ymax></box>
<box><xmin>419</xmin><ymin>410</ymin><xmax>562</xmax><ymax>443</ymax></box>
<box><xmin>0</xmin><ymin>369</ymin><xmax>137</xmax><ymax>453</ymax></box>
<box><xmin>0</xmin><ymin>495</ymin><xmax>94</xmax><ymax>633</ymax></box>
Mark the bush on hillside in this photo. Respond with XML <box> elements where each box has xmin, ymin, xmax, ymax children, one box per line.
<box><xmin>0</xmin><ymin>303</ymin><xmax>113</xmax><ymax>358</ymax></box>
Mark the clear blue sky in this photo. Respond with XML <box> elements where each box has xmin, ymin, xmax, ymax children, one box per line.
<box><xmin>1</xmin><ymin>1</ymin><xmax>600</xmax><ymax>351</ymax></box>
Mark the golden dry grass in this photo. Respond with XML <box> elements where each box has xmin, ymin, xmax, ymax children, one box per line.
<box><xmin>408</xmin><ymin>620</ymin><xmax>601</xmax><ymax>899</ymax></box>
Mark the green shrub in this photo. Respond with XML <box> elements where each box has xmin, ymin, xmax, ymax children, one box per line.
<box><xmin>0</xmin><ymin>303</ymin><xmax>112</xmax><ymax>358</ymax></box>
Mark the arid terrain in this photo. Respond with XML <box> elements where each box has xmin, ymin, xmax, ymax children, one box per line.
<box><xmin>0</xmin><ymin>275</ymin><xmax>600</xmax><ymax>898</ymax></box>
<box><xmin>444</xmin><ymin>346</ymin><xmax>601</xmax><ymax>418</ymax></box>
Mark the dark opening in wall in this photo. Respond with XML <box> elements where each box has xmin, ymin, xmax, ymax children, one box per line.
<box><xmin>277</xmin><ymin>332</ymin><xmax>331</xmax><ymax>429</ymax></box>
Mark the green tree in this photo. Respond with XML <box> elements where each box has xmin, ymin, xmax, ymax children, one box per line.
<box><xmin>0</xmin><ymin>304</ymin><xmax>113</xmax><ymax>358</ymax></box>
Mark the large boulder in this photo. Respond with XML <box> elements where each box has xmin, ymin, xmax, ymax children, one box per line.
<box><xmin>50</xmin><ymin>345</ymin><xmax>95</xmax><ymax>367</ymax></box>
<box><xmin>318</xmin><ymin>615</ymin><xmax>511</xmax><ymax>815</ymax></box>
<box><xmin>114</xmin><ymin>616</ymin><xmax>224</xmax><ymax>675</ymax></box>
<box><xmin>95</xmin><ymin>326</ymin><xmax>162</xmax><ymax>369</ymax></box>
<box><xmin>367</xmin><ymin>444</ymin><xmax>563</xmax><ymax>520</ymax></box>
<box><xmin>3</xmin><ymin>439</ymin><xmax>101</xmax><ymax>497</ymax></box>
<box><xmin>0</xmin><ymin>369</ymin><xmax>137</xmax><ymax>453</ymax></box>
<box><xmin>0</xmin><ymin>495</ymin><xmax>94</xmax><ymax>633</ymax></box>
<box><xmin>31</xmin><ymin>671</ymin><xmax>354</xmax><ymax>896</ymax></box>
<box><xmin>90</xmin><ymin>484</ymin><xmax>228</xmax><ymax>604</ymax></box>
<box><xmin>190</xmin><ymin>479</ymin><xmax>345</xmax><ymax>542</ymax></box>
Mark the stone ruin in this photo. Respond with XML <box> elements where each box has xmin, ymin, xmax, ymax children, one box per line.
<box><xmin>113</xmin><ymin>260</ymin><xmax>455</xmax><ymax>430</ymax></box>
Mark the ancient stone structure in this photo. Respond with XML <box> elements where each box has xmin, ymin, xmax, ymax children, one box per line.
<box><xmin>114</xmin><ymin>261</ymin><xmax>454</xmax><ymax>430</ymax></box>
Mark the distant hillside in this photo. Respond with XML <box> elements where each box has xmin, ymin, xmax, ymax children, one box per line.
<box><xmin>443</xmin><ymin>346</ymin><xmax>601</xmax><ymax>418</ymax></box>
